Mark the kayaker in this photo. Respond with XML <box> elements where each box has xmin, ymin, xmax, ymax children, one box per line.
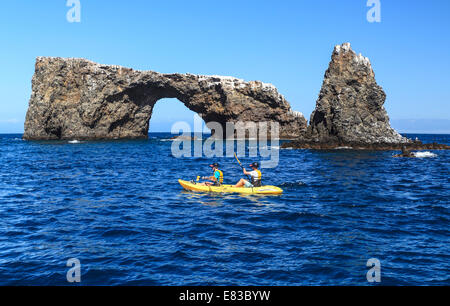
<box><xmin>233</xmin><ymin>162</ymin><xmax>262</xmax><ymax>188</ymax></box>
<box><xmin>199</xmin><ymin>163</ymin><xmax>224</xmax><ymax>186</ymax></box>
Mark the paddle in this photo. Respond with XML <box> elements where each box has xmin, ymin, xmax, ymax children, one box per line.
<box><xmin>234</xmin><ymin>152</ymin><xmax>251</xmax><ymax>181</ymax></box>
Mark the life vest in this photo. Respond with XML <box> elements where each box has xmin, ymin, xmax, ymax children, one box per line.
<box><xmin>251</xmin><ymin>170</ymin><xmax>262</xmax><ymax>187</ymax></box>
<box><xmin>214</xmin><ymin>169</ymin><xmax>224</xmax><ymax>184</ymax></box>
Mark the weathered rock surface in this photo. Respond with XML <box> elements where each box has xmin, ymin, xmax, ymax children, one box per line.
<box><xmin>307</xmin><ymin>42</ymin><xmax>409</xmax><ymax>144</ymax></box>
<box><xmin>23</xmin><ymin>57</ymin><xmax>307</xmax><ymax>140</ymax></box>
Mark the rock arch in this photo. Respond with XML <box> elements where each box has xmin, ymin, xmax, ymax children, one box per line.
<box><xmin>23</xmin><ymin>57</ymin><xmax>307</xmax><ymax>140</ymax></box>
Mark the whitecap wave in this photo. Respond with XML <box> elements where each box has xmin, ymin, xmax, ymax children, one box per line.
<box><xmin>335</xmin><ymin>146</ymin><xmax>353</xmax><ymax>150</ymax></box>
<box><xmin>413</xmin><ymin>151</ymin><xmax>437</xmax><ymax>158</ymax></box>
<box><xmin>68</xmin><ymin>140</ymin><xmax>82</xmax><ymax>144</ymax></box>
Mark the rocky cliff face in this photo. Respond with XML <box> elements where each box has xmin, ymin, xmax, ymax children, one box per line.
<box><xmin>307</xmin><ymin>43</ymin><xmax>409</xmax><ymax>144</ymax></box>
<box><xmin>25</xmin><ymin>44</ymin><xmax>446</xmax><ymax>151</ymax></box>
<box><xmin>24</xmin><ymin>57</ymin><xmax>307</xmax><ymax>140</ymax></box>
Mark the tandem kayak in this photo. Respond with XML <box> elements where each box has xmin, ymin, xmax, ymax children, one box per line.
<box><xmin>178</xmin><ymin>179</ymin><xmax>283</xmax><ymax>195</ymax></box>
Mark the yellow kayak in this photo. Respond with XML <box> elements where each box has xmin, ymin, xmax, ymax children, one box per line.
<box><xmin>178</xmin><ymin>179</ymin><xmax>283</xmax><ymax>195</ymax></box>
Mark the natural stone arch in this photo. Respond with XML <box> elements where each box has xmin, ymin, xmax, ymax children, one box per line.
<box><xmin>23</xmin><ymin>57</ymin><xmax>307</xmax><ymax>140</ymax></box>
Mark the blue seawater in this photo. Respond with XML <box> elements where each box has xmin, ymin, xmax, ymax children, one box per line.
<box><xmin>0</xmin><ymin>133</ymin><xmax>448</xmax><ymax>285</ymax></box>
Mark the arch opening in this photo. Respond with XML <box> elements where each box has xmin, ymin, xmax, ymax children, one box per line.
<box><xmin>148</xmin><ymin>98</ymin><xmax>210</xmax><ymax>134</ymax></box>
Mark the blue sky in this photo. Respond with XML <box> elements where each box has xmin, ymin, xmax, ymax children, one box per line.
<box><xmin>1</xmin><ymin>0</ymin><xmax>449</xmax><ymax>133</ymax></box>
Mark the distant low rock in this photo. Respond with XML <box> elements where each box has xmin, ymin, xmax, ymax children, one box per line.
<box><xmin>170</xmin><ymin>135</ymin><xmax>198</xmax><ymax>141</ymax></box>
<box><xmin>23</xmin><ymin>57</ymin><xmax>307</xmax><ymax>140</ymax></box>
<box><xmin>281</xmin><ymin>139</ymin><xmax>450</xmax><ymax>151</ymax></box>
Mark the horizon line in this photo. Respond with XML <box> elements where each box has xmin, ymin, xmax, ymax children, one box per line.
<box><xmin>1</xmin><ymin>132</ymin><xmax>450</xmax><ymax>136</ymax></box>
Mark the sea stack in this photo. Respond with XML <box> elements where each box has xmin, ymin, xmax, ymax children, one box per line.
<box><xmin>23</xmin><ymin>57</ymin><xmax>307</xmax><ymax>140</ymax></box>
<box><xmin>283</xmin><ymin>43</ymin><xmax>449</xmax><ymax>150</ymax></box>
<box><xmin>309</xmin><ymin>42</ymin><xmax>408</xmax><ymax>144</ymax></box>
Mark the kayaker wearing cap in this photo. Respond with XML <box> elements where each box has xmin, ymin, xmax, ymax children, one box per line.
<box><xmin>199</xmin><ymin>163</ymin><xmax>224</xmax><ymax>186</ymax></box>
<box><xmin>233</xmin><ymin>162</ymin><xmax>262</xmax><ymax>188</ymax></box>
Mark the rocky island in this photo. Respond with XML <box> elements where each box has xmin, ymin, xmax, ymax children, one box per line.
<box><xmin>282</xmin><ymin>43</ymin><xmax>449</xmax><ymax>150</ymax></box>
<box><xmin>23</xmin><ymin>58</ymin><xmax>306</xmax><ymax>140</ymax></box>
<box><xmin>23</xmin><ymin>43</ymin><xmax>449</xmax><ymax>150</ymax></box>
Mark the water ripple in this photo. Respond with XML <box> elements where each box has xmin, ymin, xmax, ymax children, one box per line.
<box><xmin>0</xmin><ymin>133</ymin><xmax>448</xmax><ymax>285</ymax></box>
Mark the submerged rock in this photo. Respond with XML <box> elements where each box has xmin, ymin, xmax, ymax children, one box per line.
<box><xmin>23</xmin><ymin>57</ymin><xmax>307</xmax><ymax>140</ymax></box>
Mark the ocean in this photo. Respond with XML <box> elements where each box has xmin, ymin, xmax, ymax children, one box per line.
<box><xmin>0</xmin><ymin>133</ymin><xmax>448</xmax><ymax>285</ymax></box>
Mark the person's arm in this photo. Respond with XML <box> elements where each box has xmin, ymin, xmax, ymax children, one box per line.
<box><xmin>243</xmin><ymin>168</ymin><xmax>250</xmax><ymax>175</ymax></box>
<box><xmin>205</xmin><ymin>171</ymin><xmax>219</xmax><ymax>182</ymax></box>
<box><xmin>202</xmin><ymin>174</ymin><xmax>216</xmax><ymax>181</ymax></box>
